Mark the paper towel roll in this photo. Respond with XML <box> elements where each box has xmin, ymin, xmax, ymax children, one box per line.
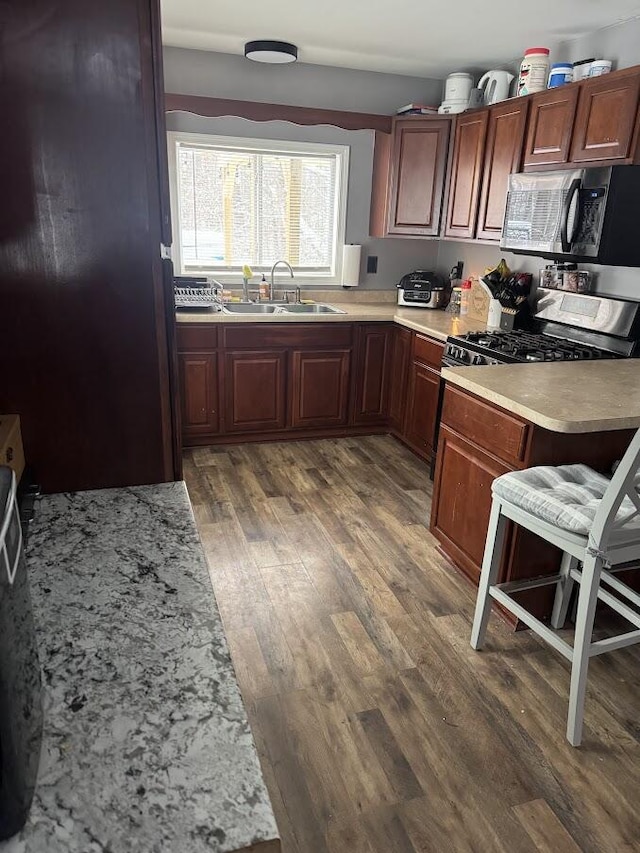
<box><xmin>341</xmin><ymin>244</ymin><xmax>361</xmax><ymax>287</ymax></box>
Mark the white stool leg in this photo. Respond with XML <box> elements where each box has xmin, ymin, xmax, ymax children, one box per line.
<box><xmin>551</xmin><ymin>552</ymin><xmax>578</xmax><ymax>630</ymax></box>
<box><xmin>566</xmin><ymin>553</ymin><xmax>603</xmax><ymax>747</ymax></box>
<box><xmin>471</xmin><ymin>499</ymin><xmax>508</xmax><ymax>650</ymax></box>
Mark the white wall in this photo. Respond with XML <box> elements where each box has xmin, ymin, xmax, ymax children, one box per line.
<box><xmin>557</xmin><ymin>17</ymin><xmax>640</xmax><ymax>69</ymax></box>
<box><xmin>167</xmin><ymin>112</ymin><xmax>439</xmax><ymax>290</ymax></box>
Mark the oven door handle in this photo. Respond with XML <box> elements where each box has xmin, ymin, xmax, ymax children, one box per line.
<box><xmin>560</xmin><ymin>178</ymin><xmax>581</xmax><ymax>253</ymax></box>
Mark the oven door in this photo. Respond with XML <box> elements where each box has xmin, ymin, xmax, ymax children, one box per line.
<box><xmin>0</xmin><ymin>468</ymin><xmax>43</xmax><ymax>840</ymax></box>
<box><xmin>501</xmin><ymin>168</ymin><xmax>603</xmax><ymax>258</ymax></box>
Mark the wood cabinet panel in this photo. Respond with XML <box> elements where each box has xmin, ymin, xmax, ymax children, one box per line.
<box><xmin>388</xmin><ymin>327</ymin><xmax>412</xmax><ymax>433</ymax></box>
<box><xmin>430</xmin><ymin>425</ymin><xmax>512</xmax><ymax>584</ymax></box>
<box><xmin>369</xmin><ymin>131</ymin><xmax>392</xmax><ymax>238</ymax></box>
<box><xmin>412</xmin><ymin>334</ymin><xmax>444</xmax><ymax>371</ymax></box>
<box><xmin>178</xmin><ymin>352</ymin><xmax>219</xmax><ymax>437</ymax></box>
<box><xmin>291</xmin><ymin>350</ymin><xmax>351</xmax><ymax>428</ymax></box>
<box><xmin>352</xmin><ymin>325</ymin><xmax>393</xmax><ymax>425</ymax></box>
<box><xmin>476</xmin><ymin>100</ymin><xmax>529</xmax><ymax>241</ymax></box>
<box><xmin>176</xmin><ymin>324</ymin><xmax>219</xmax><ymax>350</ymax></box>
<box><xmin>223</xmin><ymin>351</ymin><xmax>287</xmax><ymax>433</ymax></box>
<box><xmin>441</xmin><ymin>386</ymin><xmax>528</xmax><ymax>466</ymax></box>
<box><xmin>570</xmin><ymin>68</ymin><xmax>640</xmax><ymax>163</ymax></box>
<box><xmin>387</xmin><ymin>118</ymin><xmax>451</xmax><ymax>236</ymax></box>
<box><xmin>523</xmin><ymin>86</ymin><xmax>580</xmax><ymax>168</ymax></box>
<box><xmin>444</xmin><ymin>110</ymin><xmax>489</xmax><ymax>239</ymax></box>
<box><xmin>223</xmin><ymin>323</ymin><xmax>352</xmax><ymax>349</ymax></box>
<box><xmin>404</xmin><ymin>361</ymin><xmax>441</xmax><ymax>457</ymax></box>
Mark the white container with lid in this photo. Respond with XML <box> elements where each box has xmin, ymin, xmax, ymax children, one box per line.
<box><xmin>517</xmin><ymin>47</ymin><xmax>550</xmax><ymax>96</ymax></box>
<box><xmin>589</xmin><ymin>60</ymin><xmax>612</xmax><ymax>77</ymax></box>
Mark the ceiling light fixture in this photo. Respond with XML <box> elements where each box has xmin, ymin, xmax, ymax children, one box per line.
<box><xmin>244</xmin><ymin>40</ymin><xmax>298</xmax><ymax>64</ymax></box>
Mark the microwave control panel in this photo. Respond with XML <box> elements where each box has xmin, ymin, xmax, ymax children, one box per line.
<box><xmin>575</xmin><ymin>187</ymin><xmax>606</xmax><ymax>245</ymax></box>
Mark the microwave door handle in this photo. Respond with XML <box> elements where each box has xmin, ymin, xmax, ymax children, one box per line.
<box><xmin>560</xmin><ymin>178</ymin><xmax>581</xmax><ymax>252</ymax></box>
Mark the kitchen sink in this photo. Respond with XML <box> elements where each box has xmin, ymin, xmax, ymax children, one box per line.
<box><xmin>282</xmin><ymin>304</ymin><xmax>346</xmax><ymax>314</ymax></box>
<box><xmin>222</xmin><ymin>303</ymin><xmax>284</xmax><ymax>314</ymax></box>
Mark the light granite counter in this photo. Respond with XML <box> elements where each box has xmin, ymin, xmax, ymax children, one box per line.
<box><xmin>1</xmin><ymin>482</ymin><xmax>279</xmax><ymax>853</ymax></box>
<box><xmin>442</xmin><ymin>360</ymin><xmax>640</xmax><ymax>433</ymax></box>
<box><xmin>176</xmin><ymin>302</ymin><xmax>487</xmax><ymax>343</ymax></box>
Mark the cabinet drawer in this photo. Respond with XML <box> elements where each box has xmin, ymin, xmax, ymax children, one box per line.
<box><xmin>223</xmin><ymin>323</ymin><xmax>353</xmax><ymax>349</ymax></box>
<box><xmin>176</xmin><ymin>324</ymin><xmax>218</xmax><ymax>350</ymax></box>
<box><xmin>412</xmin><ymin>333</ymin><xmax>444</xmax><ymax>371</ymax></box>
<box><xmin>441</xmin><ymin>386</ymin><xmax>528</xmax><ymax>465</ymax></box>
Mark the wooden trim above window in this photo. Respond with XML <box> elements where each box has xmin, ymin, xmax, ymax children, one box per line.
<box><xmin>165</xmin><ymin>93</ymin><xmax>393</xmax><ymax>133</ymax></box>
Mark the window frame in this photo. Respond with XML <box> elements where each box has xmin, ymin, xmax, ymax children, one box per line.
<box><xmin>167</xmin><ymin>130</ymin><xmax>350</xmax><ymax>286</ymax></box>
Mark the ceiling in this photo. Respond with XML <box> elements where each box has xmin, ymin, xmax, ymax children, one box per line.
<box><xmin>160</xmin><ymin>0</ymin><xmax>640</xmax><ymax>77</ymax></box>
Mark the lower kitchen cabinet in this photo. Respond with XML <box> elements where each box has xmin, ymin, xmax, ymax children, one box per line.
<box><xmin>223</xmin><ymin>350</ymin><xmax>287</xmax><ymax>433</ymax></box>
<box><xmin>403</xmin><ymin>361</ymin><xmax>441</xmax><ymax>459</ymax></box>
<box><xmin>352</xmin><ymin>324</ymin><xmax>393</xmax><ymax>425</ymax></box>
<box><xmin>291</xmin><ymin>349</ymin><xmax>351</xmax><ymax>428</ymax></box>
<box><xmin>178</xmin><ymin>352</ymin><xmax>219</xmax><ymax>438</ymax></box>
<box><xmin>388</xmin><ymin>327</ymin><xmax>412</xmax><ymax>432</ymax></box>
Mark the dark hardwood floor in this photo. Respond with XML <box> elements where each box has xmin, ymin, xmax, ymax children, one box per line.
<box><xmin>184</xmin><ymin>435</ymin><xmax>640</xmax><ymax>853</ymax></box>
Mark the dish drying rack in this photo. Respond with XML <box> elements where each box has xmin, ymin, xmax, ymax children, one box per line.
<box><xmin>174</xmin><ymin>277</ymin><xmax>224</xmax><ymax>311</ymax></box>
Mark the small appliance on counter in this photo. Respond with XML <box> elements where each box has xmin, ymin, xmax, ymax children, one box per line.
<box><xmin>477</xmin><ymin>70</ymin><xmax>514</xmax><ymax>104</ymax></box>
<box><xmin>397</xmin><ymin>271</ymin><xmax>450</xmax><ymax>309</ymax></box>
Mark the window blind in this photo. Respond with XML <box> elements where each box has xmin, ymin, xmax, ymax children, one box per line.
<box><xmin>173</xmin><ymin>137</ymin><xmax>346</xmax><ymax>278</ymax></box>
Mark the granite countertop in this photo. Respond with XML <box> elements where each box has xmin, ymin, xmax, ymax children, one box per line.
<box><xmin>442</xmin><ymin>360</ymin><xmax>640</xmax><ymax>433</ymax></box>
<box><xmin>176</xmin><ymin>301</ymin><xmax>486</xmax><ymax>343</ymax></box>
<box><xmin>1</xmin><ymin>482</ymin><xmax>279</xmax><ymax>853</ymax></box>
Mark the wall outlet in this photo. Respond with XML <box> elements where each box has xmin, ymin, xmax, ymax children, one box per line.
<box><xmin>366</xmin><ymin>255</ymin><xmax>378</xmax><ymax>274</ymax></box>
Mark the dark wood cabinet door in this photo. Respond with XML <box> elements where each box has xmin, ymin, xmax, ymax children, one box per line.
<box><xmin>430</xmin><ymin>425</ymin><xmax>511</xmax><ymax>584</ymax></box>
<box><xmin>224</xmin><ymin>351</ymin><xmax>287</xmax><ymax>433</ymax></box>
<box><xmin>291</xmin><ymin>350</ymin><xmax>351</xmax><ymax>428</ymax></box>
<box><xmin>570</xmin><ymin>68</ymin><xmax>640</xmax><ymax>164</ymax></box>
<box><xmin>404</xmin><ymin>361</ymin><xmax>441</xmax><ymax>458</ymax></box>
<box><xmin>388</xmin><ymin>327</ymin><xmax>412</xmax><ymax>432</ymax></box>
<box><xmin>387</xmin><ymin>118</ymin><xmax>451</xmax><ymax>236</ymax></box>
<box><xmin>444</xmin><ymin>110</ymin><xmax>489</xmax><ymax>239</ymax></box>
<box><xmin>476</xmin><ymin>100</ymin><xmax>529</xmax><ymax>242</ymax></box>
<box><xmin>523</xmin><ymin>85</ymin><xmax>580</xmax><ymax>168</ymax></box>
<box><xmin>352</xmin><ymin>325</ymin><xmax>393</xmax><ymax>425</ymax></box>
<box><xmin>178</xmin><ymin>352</ymin><xmax>219</xmax><ymax>437</ymax></box>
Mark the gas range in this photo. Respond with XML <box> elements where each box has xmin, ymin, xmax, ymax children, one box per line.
<box><xmin>443</xmin><ymin>288</ymin><xmax>640</xmax><ymax>368</ymax></box>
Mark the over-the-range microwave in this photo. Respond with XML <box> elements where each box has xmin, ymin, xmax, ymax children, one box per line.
<box><xmin>501</xmin><ymin>166</ymin><xmax>640</xmax><ymax>267</ymax></box>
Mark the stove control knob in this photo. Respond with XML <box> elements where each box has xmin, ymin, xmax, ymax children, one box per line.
<box><xmin>470</xmin><ymin>354</ymin><xmax>484</xmax><ymax>365</ymax></box>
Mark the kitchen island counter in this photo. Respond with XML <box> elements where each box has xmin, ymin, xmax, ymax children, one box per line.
<box><xmin>442</xmin><ymin>360</ymin><xmax>640</xmax><ymax>434</ymax></box>
<box><xmin>3</xmin><ymin>482</ymin><xmax>279</xmax><ymax>853</ymax></box>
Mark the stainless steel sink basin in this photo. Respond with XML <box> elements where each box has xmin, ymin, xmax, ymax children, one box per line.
<box><xmin>283</xmin><ymin>304</ymin><xmax>346</xmax><ymax>314</ymax></box>
<box><xmin>222</xmin><ymin>303</ymin><xmax>284</xmax><ymax>314</ymax></box>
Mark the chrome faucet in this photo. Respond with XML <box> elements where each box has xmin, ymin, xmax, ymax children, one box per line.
<box><xmin>270</xmin><ymin>260</ymin><xmax>294</xmax><ymax>301</ymax></box>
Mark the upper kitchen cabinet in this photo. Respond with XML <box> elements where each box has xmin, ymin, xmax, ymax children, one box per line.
<box><xmin>523</xmin><ymin>85</ymin><xmax>580</xmax><ymax>168</ymax></box>
<box><xmin>476</xmin><ymin>100</ymin><xmax>529</xmax><ymax>242</ymax></box>
<box><xmin>570</xmin><ymin>67</ymin><xmax>640</xmax><ymax>164</ymax></box>
<box><xmin>373</xmin><ymin>117</ymin><xmax>451</xmax><ymax>238</ymax></box>
<box><xmin>444</xmin><ymin>110</ymin><xmax>489</xmax><ymax>239</ymax></box>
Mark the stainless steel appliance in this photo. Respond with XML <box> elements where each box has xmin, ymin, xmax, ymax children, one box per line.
<box><xmin>501</xmin><ymin>167</ymin><xmax>640</xmax><ymax>266</ymax></box>
<box><xmin>0</xmin><ymin>468</ymin><xmax>43</xmax><ymax>840</ymax></box>
<box><xmin>397</xmin><ymin>271</ymin><xmax>450</xmax><ymax>309</ymax></box>
<box><xmin>443</xmin><ymin>288</ymin><xmax>640</xmax><ymax>367</ymax></box>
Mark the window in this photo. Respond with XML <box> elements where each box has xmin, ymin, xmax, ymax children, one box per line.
<box><xmin>168</xmin><ymin>132</ymin><xmax>349</xmax><ymax>284</ymax></box>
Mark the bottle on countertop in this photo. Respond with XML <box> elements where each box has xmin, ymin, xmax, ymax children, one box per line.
<box><xmin>259</xmin><ymin>274</ymin><xmax>269</xmax><ymax>301</ymax></box>
<box><xmin>460</xmin><ymin>278</ymin><xmax>472</xmax><ymax>315</ymax></box>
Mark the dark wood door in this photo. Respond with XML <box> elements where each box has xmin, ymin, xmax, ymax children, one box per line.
<box><xmin>179</xmin><ymin>352</ymin><xmax>218</xmax><ymax>437</ymax></box>
<box><xmin>476</xmin><ymin>100</ymin><xmax>529</xmax><ymax>242</ymax></box>
<box><xmin>0</xmin><ymin>0</ymin><xmax>175</xmax><ymax>492</ymax></box>
<box><xmin>388</xmin><ymin>327</ymin><xmax>412</xmax><ymax>433</ymax></box>
<box><xmin>430</xmin><ymin>425</ymin><xmax>511</xmax><ymax>584</ymax></box>
<box><xmin>444</xmin><ymin>110</ymin><xmax>489</xmax><ymax>239</ymax></box>
<box><xmin>291</xmin><ymin>350</ymin><xmax>351</xmax><ymax>428</ymax></box>
<box><xmin>570</xmin><ymin>68</ymin><xmax>640</xmax><ymax>164</ymax></box>
<box><xmin>404</xmin><ymin>361</ymin><xmax>441</xmax><ymax>458</ymax></box>
<box><xmin>387</xmin><ymin>118</ymin><xmax>451</xmax><ymax>236</ymax></box>
<box><xmin>523</xmin><ymin>85</ymin><xmax>580</xmax><ymax>168</ymax></box>
<box><xmin>224</xmin><ymin>351</ymin><xmax>287</xmax><ymax>433</ymax></box>
<box><xmin>352</xmin><ymin>325</ymin><xmax>393</xmax><ymax>425</ymax></box>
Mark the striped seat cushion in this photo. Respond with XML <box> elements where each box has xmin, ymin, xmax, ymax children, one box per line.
<box><xmin>492</xmin><ymin>464</ymin><xmax>638</xmax><ymax>535</ymax></box>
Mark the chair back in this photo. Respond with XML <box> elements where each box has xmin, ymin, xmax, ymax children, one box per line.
<box><xmin>590</xmin><ymin>427</ymin><xmax>640</xmax><ymax>550</ymax></box>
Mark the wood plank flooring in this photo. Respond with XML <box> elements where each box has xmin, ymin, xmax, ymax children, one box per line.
<box><xmin>184</xmin><ymin>435</ymin><xmax>640</xmax><ymax>853</ymax></box>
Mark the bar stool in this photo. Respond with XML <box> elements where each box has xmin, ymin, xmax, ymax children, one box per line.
<box><xmin>471</xmin><ymin>428</ymin><xmax>640</xmax><ymax>746</ymax></box>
